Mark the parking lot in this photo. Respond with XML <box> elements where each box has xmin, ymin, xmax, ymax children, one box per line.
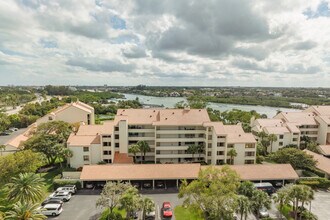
<box><xmin>47</xmin><ymin>189</ymin><xmax>330</xmax><ymax>220</ymax></box>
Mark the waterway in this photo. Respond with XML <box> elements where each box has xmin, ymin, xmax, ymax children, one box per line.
<box><xmin>118</xmin><ymin>93</ymin><xmax>300</xmax><ymax>118</ymax></box>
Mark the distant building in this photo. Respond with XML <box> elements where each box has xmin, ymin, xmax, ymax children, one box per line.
<box><xmin>36</xmin><ymin>101</ymin><xmax>95</xmax><ymax>126</ymax></box>
<box><xmin>251</xmin><ymin>105</ymin><xmax>330</xmax><ymax>152</ymax></box>
<box><xmin>67</xmin><ymin>108</ymin><xmax>256</xmax><ymax>168</ymax></box>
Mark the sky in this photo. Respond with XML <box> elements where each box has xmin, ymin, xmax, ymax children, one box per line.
<box><xmin>0</xmin><ymin>0</ymin><xmax>330</xmax><ymax>87</ymax></box>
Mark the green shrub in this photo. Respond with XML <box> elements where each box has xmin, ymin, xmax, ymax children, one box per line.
<box><xmin>53</xmin><ymin>179</ymin><xmax>82</xmax><ymax>190</ymax></box>
<box><xmin>302</xmin><ymin>170</ymin><xmax>318</xmax><ymax>177</ymax></box>
<box><xmin>297</xmin><ymin>177</ymin><xmax>330</xmax><ymax>189</ymax></box>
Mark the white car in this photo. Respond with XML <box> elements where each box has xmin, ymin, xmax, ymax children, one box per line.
<box><xmin>49</xmin><ymin>191</ymin><xmax>71</xmax><ymax>202</ymax></box>
<box><xmin>56</xmin><ymin>186</ymin><xmax>77</xmax><ymax>194</ymax></box>
<box><xmin>40</xmin><ymin>203</ymin><xmax>63</xmax><ymax>216</ymax></box>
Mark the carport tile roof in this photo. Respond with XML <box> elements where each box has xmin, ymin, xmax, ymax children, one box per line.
<box><xmin>80</xmin><ymin>163</ymin><xmax>201</xmax><ymax>181</ymax></box>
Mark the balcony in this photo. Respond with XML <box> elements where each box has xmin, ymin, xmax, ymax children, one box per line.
<box><xmin>128</xmin><ymin>129</ymin><xmax>155</xmax><ymax>133</ymax></box>
<box><xmin>156</xmin><ymin>130</ymin><xmax>206</xmax><ymax>134</ymax></box>
<box><xmin>155</xmin><ymin>154</ymin><xmax>205</xmax><ymax>159</ymax></box>
<box><xmin>156</xmin><ymin>138</ymin><xmax>205</xmax><ymax>142</ymax></box>
<box><xmin>155</xmin><ymin>146</ymin><xmax>190</xmax><ymax>151</ymax></box>
<box><xmin>128</xmin><ymin>136</ymin><xmax>155</xmax><ymax>141</ymax></box>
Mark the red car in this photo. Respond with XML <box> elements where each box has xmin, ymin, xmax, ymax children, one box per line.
<box><xmin>161</xmin><ymin>202</ymin><xmax>173</xmax><ymax>218</ymax></box>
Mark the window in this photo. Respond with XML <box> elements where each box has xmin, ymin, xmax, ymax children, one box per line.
<box><xmin>245</xmin><ymin>160</ymin><xmax>254</xmax><ymax>164</ymax></box>
<box><xmin>87</xmin><ymin>114</ymin><xmax>91</xmax><ymax>125</ymax></box>
<box><xmin>218</xmin><ymin>136</ymin><xmax>225</xmax><ymax>139</ymax></box>
<box><xmin>103</xmin><ymin>142</ymin><xmax>111</xmax><ymax>146</ymax></box>
<box><xmin>293</xmin><ymin>133</ymin><xmax>299</xmax><ymax>136</ymax></box>
<box><xmin>115</xmin><ymin>135</ymin><xmax>119</xmax><ymax>139</ymax></box>
<box><xmin>103</xmin><ymin>135</ymin><xmax>111</xmax><ymax>138</ymax></box>
<box><xmin>227</xmin><ymin>144</ymin><xmax>234</xmax><ymax>148</ymax></box>
<box><xmin>245</xmin><ymin>143</ymin><xmax>254</xmax><ymax>148</ymax></box>
<box><xmin>292</xmin><ymin>138</ymin><xmax>298</xmax><ymax>142</ymax></box>
<box><xmin>208</xmin><ymin>152</ymin><xmax>211</xmax><ymax>156</ymax></box>
<box><xmin>83</xmin><ymin>155</ymin><xmax>89</xmax><ymax>161</ymax></box>
<box><xmin>216</xmin><ymin>160</ymin><xmax>224</xmax><ymax>165</ymax></box>
<box><xmin>217</xmin><ymin>142</ymin><xmax>225</xmax><ymax>147</ymax></box>
<box><xmin>115</xmin><ymin>143</ymin><xmax>119</xmax><ymax>148</ymax></box>
<box><xmin>279</xmin><ymin>135</ymin><xmax>284</xmax><ymax>139</ymax></box>
<box><xmin>103</xmin><ymin>159</ymin><xmax>112</xmax><ymax>163</ymax></box>
<box><xmin>245</xmin><ymin>152</ymin><xmax>255</xmax><ymax>157</ymax></box>
<box><xmin>208</xmin><ymin>143</ymin><xmax>212</xmax><ymax>148</ymax></box>
<box><xmin>103</xmin><ymin>151</ymin><xmax>111</xmax><ymax>155</ymax></box>
<box><xmin>83</xmin><ymin>147</ymin><xmax>89</xmax><ymax>152</ymax></box>
<box><xmin>217</xmin><ymin>151</ymin><xmax>224</xmax><ymax>155</ymax></box>
<box><xmin>208</xmin><ymin>135</ymin><xmax>212</xmax><ymax>139</ymax></box>
<box><xmin>279</xmin><ymin>142</ymin><xmax>283</xmax><ymax>146</ymax></box>
<box><xmin>115</xmin><ymin>127</ymin><xmax>119</xmax><ymax>131</ymax></box>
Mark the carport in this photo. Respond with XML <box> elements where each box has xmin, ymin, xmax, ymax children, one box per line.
<box><xmin>80</xmin><ymin>163</ymin><xmax>200</xmax><ymax>189</ymax></box>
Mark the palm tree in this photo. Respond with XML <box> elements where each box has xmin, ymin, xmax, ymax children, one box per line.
<box><xmin>128</xmin><ymin>144</ymin><xmax>140</xmax><ymax>163</ymax></box>
<box><xmin>227</xmin><ymin>149</ymin><xmax>237</xmax><ymax>165</ymax></box>
<box><xmin>258</xmin><ymin>131</ymin><xmax>268</xmax><ymax>142</ymax></box>
<box><xmin>237</xmin><ymin>195</ymin><xmax>251</xmax><ymax>220</ymax></box>
<box><xmin>6</xmin><ymin>173</ymin><xmax>45</xmax><ymax>203</ymax></box>
<box><xmin>268</xmin><ymin>134</ymin><xmax>278</xmax><ymax>153</ymax></box>
<box><xmin>251</xmin><ymin>190</ymin><xmax>271</xmax><ymax>220</ymax></box>
<box><xmin>196</xmin><ymin>144</ymin><xmax>205</xmax><ymax>162</ymax></box>
<box><xmin>5</xmin><ymin>202</ymin><xmax>46</xmax><ymax>220</ymax></box>
<box><xmin>187</xmin><ymin>145</ymin><xmax>198</xmax><ymax>162</ymax></box>
<box><xmin>0</xmin><ymin>145</ymin><xmax>6</xmax><ymax>156</ymax></box>
<box><xmin>141</xmin><ymin>197</ymin><xmax>155</xmax><ymax>220</ymax></box>
<box><xmin>137</xmin><ymin>141</ymin><xmax>150</xmax><ymax>163</ymax></box>
<box><xmin>272</xmin><ymin>186</ymin><xmax>290</xmax><ymax>220</ymax></box>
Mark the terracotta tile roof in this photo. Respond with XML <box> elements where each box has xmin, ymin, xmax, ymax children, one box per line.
<box><xmin>67</xmin><ymin>134</ymin><xmax>100</xmax><ymax>146</ymax></box>
<box><xmin>226</xmin><ymin>133</ymin><xmax>256</xmax><ymax>143</ymax></box>
<box><xmin>223</xmin><ymin>125</ymin><xmax>245</xmax><ymax>133</ymax></box>
<box><xmin>264</xmin><ymin>126</ymin><xmax>290</xmax><ymax>134</ymax></box>
<box><xmin>115</xmin><ymin>109</ymin><xmax>211</xmax><ymax>125</ymax></box>
<box><xmin>285</xmin><ymin>123</ymin><xmax>300</xmax><ymax>133</ymax></box>
<box><xmin>203</xmin><ymin>164</ymin><xmax>299</xmax><ymax>181</ymax></box>
<box><xmin>304</xmin><ymin>150</ymin><xmax>330</xmax><ymax>175</ymax></box>
<box><xmin>279</xmin><ymin>112</ymin><xmax>317</xmax><ymax>125</ymax></box>
<box><xmin>306</xmin><ymin>106</ymin><xmax>330</xmax><ymax>116</ymax></box>
<box><xmin>318</xmin><ymin>145</ymin><xmax>330</xmax><ymax>156</ymax></box>
<box><xmin>76</xmin><ymin>121</ymin><xmax>114</xmax><ymax>135</ymax></box>
<box><xmin>316</xmin><ymin>115</ymin><xmax>330</xmax><ymax>124</ymax></box>
<box><xmin>80</xmin><ymin>163</ymin><xmax>201</xmax><ymax>181</ymax></box>
<box><xmin>255</xmin><ymin>119</ymin><xmax>284</xmax><ymax>127</ymax></box>
<box><xmin>113</xmin><ymin>152</ymin><xmax>134</xmax><ymax>164</ymax></box>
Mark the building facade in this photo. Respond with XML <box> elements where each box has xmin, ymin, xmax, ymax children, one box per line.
<box><xmin>251</xmin><ymin>105</ymin><xmax>330</xmax><ymax>152</ymax></box>
<box><xmin>67</xmin><ymin>108</ymin><xmax>257</xmax><ymax>168</ymax></box>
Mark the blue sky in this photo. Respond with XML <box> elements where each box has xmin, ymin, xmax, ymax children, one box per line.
<box><xmin>0</xmin><ymin>0</ymin><xmax>330</xmax><ymax>87</ymax></box>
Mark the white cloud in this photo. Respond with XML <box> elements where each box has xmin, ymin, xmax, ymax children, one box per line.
<box><xmin>0</xmin><ymin>0</ymin><xmax>329</xmax><ymax>86</ymax></box>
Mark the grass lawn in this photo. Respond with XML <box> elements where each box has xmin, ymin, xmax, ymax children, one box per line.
<box><xmin>99</xmin><ymin>208</ymin><xmax>127</xmax><ymax>220</ymax></box>
<box><xmin>174</xmin><ymin>206</ymin><xmax>203</xmax><ymax>220</ymax></box>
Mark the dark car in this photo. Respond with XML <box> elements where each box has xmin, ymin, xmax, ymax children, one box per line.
<box><xmin>0</xmin><ymin>131</ymin><xmax>11</xmax><ymax>136</ymax></box>
<box><xmin>41</xmin><ymin>198</ymin><xmax>64</xmax><ymax>206</ymax></box>
<box><xmin>132</xmin><ymin>182</ymin><xmax>140</xmax><ymax>188</ymax></box>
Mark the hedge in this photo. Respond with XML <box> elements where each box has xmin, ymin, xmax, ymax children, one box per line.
<box><xmin>53</xmin><ymin>179</ymin><xmax>82</xmax><ymax>190</ymax></box>
<box><xmin>297</xmin><ymin>177</ymin><xmax>330</xmax><ymax>189</ymax></box>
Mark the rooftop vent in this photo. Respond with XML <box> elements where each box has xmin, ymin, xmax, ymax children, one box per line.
<box><xmin>165</xmin><ymin>118</ymin><xmax>168</xmax><ymax>120</ymax></box>
<box><xmin>150</xmin><ymin>115</ymin><xmax>152</xmax><ymax>118</ymax></box>
<box><xmin>239</xmin><ymin>134</ymin><xmax>241</xmax><ymax>137</ymax></box>
<box><xmin>153</xmin><ymin>110</ymin><xmax>156</xmax><ymax>112</ymax></box>
<box><xmin>199</xmin><ymin>109</ymin><xmax>201</xmax><ymax>112</ymax></box>
<box><xmin>172</xmin><ymin>112</ymin><xmax>174</xmax><ymax>114</ymax></box>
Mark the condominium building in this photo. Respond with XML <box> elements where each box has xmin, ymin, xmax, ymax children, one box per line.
<box><xmin>36</xmin><ymin>101</ymin><xmax>95</xmax><ymax>126</ymax></box>
<box><xmin>251</xmin><ymin>105</ymin><xmax>330</xmax><ymax>151</ymax></box>
<box><xmin>67</xmin><ymin>108</ymin><xmax>257</xmax><ymax>168</ymax></box>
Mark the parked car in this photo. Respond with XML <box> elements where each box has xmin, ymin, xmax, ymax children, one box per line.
<box><xmin>161</xmin><ymin>202</ymin><xmax>173</xmax><ymax>218</ymax></box>
<box><xmin>49</xmin><ymin>191</ymin><xmax>71</xmax><ymax>202</ymax></box>
<box><xmin>143</xmin><ymin>182</ymin><xmax>152</xmax><ymax>189</ymax></box>
<box><xmin>156</xmin><ymin>181</ymin><xmax>165</xmax><ymax>188</ymax></box>
<box><xmin>0</xmin><ymin>131</ymin><xmax>11</xmax><ymax>136</ymax></box>
<box><xmin>258</xmin><ymin>207</ymin><xmax>270</xmax><ymax>218</ymax></box>
<box><xmin>8</xmin><ymin>127</ymin><xmax>18</xmax><ymax>132</ymax></box>
<box><xmin>41</xmin><ymin>197</ymin><xmax>63</xmax><ymax>206</ymax></box>
<box><xmin>145</xmin><ymin>210</ymin><xmax>156</xmax><ymax>219</ymax></box>
<box><xmin>39</xmin><ymin>203</ymin><xmax>63</xmax><ymax>216</ymax></box>
<box><xmin>56</xmin><ymin>185</ymin><xmax>77</xmax><ymax>194</ymax></box>
<box><xmin>127</xmin><ymin>211</ymin><xmax>138</xmax><ymax>219</ymax></box>
<box><xmin>86</xmin><ymin>182</ymin><xmax>94</xmax><ymax>189</ymax></box>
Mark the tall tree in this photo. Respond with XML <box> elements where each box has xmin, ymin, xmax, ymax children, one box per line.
<box><xmin>119</xmin><ymin>187</ymin><xmax>141</xmax><ymax>220</ymax></box>
<box><xmin>0</xmin><ymin>150</ymin><xmax>43</xmax><ymax>185</ymax></box>
<box><xmin>237</xmin><ymin>195</ymin><xmax>251</xmax><ymax>220</ymax></box>
<box><xmin>6</xmin><ymin>173</ymin><xmax>45</xmax><ymax>203</ymax></box>
<box><xmin>5</xmin><ymin>202</ymin><xmax>46</xmax><ymax>220</ymax></box>
<box><xmin>251</xmin><ymin>190</ymin><xmax>271</xmax><ymax>220</ymax></box>
<box><xmin>96</xmin><ymin>182</ymin><xmax>131</xmax><ymax>215</ymax></box>
<box><xmin>141</xmin><ymin>197</ymin><xmax>155</xmax><ymax>220</ymax></box>
<box><xmin>128</xmin><ymin>144</ymin><xmax>140</xmax><ymax>163</ymax></box>
<box><xmin>179</xmin><ymin>166</ymin><xmax>241</xmax><ymax>220</ymax></box>
<box><xmin>187</xmin><ymin>145</ymin><xmax>199</xmax><ymax>162</ymax></box>
<box><xmin>227</xmin><ymin>148</ymin><xmax>238</xmax><ymax>165</ymax></box>
<box><xmin>272</xmin><ymin>185</ymin><xmax>291</xmax><ymax>220</ymax></box>
<box><xmin>268</xmin><ymin>148</ymin><xmax>316</xmax><ymax>170</ymax></box>
<box><xmin>137</xmin><ymin>141</ymin><xmax>150</xmax><ymax>163</ymax></box>
<box><xmin>23</xmin><ymin>121</ymin><xmax>72</xmax><ymax>165</ymax></box>
<box><xmin>196</xmin><ymin>144</ymin><xmax>205</xmax><ymax>161</ymax></box>
<box><xmin>238</xmin><ymin>181</ymin><xmax>255</xmax><ymax>199</ymax></box>
<box><xmin>268</xmin><ymin>134</ymin><xmax>278</xmax><ymax>153</ymax></box>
